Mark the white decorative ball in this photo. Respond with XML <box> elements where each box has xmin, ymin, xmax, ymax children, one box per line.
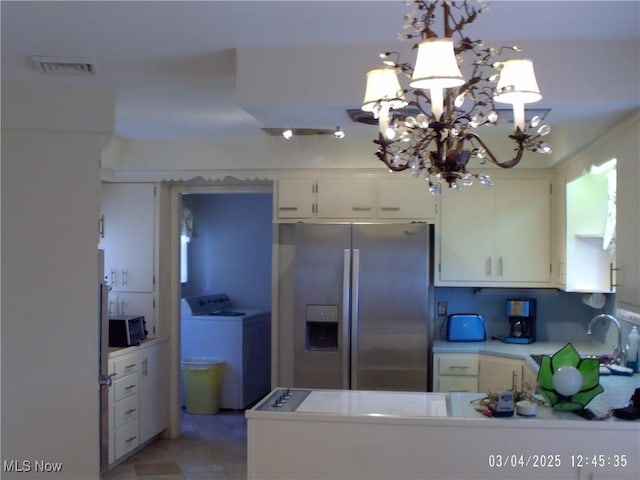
<box><xmin>552</xmin><ymin>366</ymin><xmax>582</xmax><ymax>396</ymax></box>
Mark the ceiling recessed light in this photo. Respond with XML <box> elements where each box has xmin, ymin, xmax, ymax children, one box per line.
<box><xmin>282</xmin><ymin>129</ymin><xmax>293</xmax><ymax>140</ymax></box>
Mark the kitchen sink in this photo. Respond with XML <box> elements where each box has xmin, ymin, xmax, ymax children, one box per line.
<box><xmin>530</xmin><ymin>353</ymin><xmax>612</xmax><ymax>366</ymax></box>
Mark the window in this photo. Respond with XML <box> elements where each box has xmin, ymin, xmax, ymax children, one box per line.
<box><xmin>180</xmin><ymin>234</ymin><xmax>190</xmax><ymax>283</ymax></box>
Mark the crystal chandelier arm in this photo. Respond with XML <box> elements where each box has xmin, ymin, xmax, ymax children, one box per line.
<box><xmin>447</xmin><ymin>2</ymin><xmax>481</xmax><ymax>38</ymax></box>
<box><xmin>464</xmin><ymin>131</ymin><xmax>525</xmax><ymax>169</ymax></box>
<box><xmin>374</xmin><ymin>135</ymin><xmax>410</xmax><ymax>172</ymax></box>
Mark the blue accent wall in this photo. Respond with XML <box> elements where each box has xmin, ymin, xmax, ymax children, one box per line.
<box><xmin>181</xmin><ymin>193</ymin><xmax>272</xmax><ymax>309</ymax></box>
<box><xmin>434</xmin><ymin>287</ymin><xmax>616</xmax><ymax>343</ymax></box>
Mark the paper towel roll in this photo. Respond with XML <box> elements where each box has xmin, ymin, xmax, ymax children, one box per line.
<box><xmin>582</xmin><ymin>293</ymin><xmax>606</xmax><ymax>309</ymax></box>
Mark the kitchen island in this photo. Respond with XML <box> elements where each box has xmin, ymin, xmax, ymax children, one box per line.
<box><xmin>247</xmin><ymin>381</ymin><xmax>639</xmax><ymax>480</ymax></box>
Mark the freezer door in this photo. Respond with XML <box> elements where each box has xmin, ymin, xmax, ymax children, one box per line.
<box><xmin>352</xmin><ymin>224</ymin><xmax>429</xmax><ymax>391</ymax></box>
<box><xmin>293</xmin><ymin>224</ymin><xmax>351</xmax><ymax>389</ymax></box>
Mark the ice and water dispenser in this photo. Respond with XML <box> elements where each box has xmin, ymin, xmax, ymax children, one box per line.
<box><xmin>305</xmin><ymin>305</ymin><xmax>339</xmax><ymax>351</ymax></box>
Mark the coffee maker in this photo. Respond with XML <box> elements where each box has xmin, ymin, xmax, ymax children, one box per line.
<box><xmin>504</xmin><ymin>299</ymin><xmax>536</xmax><ymax>344</ymax></box>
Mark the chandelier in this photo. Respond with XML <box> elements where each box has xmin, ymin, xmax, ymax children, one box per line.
<box><xmin>361</xmin><ymin>0</ymin><xmax>552</xmax><ymax>193</ymax></box>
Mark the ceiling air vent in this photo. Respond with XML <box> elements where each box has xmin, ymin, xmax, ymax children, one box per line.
<box><xmin>30</xmin><ymin>56</ymin><xmax>97</xmax><ymax>75</ymax></box>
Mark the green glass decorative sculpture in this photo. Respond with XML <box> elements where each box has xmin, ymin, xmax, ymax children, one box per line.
<box><xmin>537</xmin><ymin>343</ymin><xmax>603</xmax><ymax>411</ymax></box>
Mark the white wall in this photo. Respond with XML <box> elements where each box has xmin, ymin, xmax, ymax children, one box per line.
<box><xmin>1</xmin><ymin>83</ymin><xmax>114</xmax><ymax>479</ymax></box>
<box><xmin>115</xmin><ymin>131</ymin><xmax>556</xmax><ymax>181</ymax></box>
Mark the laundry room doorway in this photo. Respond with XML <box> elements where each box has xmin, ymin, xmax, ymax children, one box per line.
<box><xmin>168</xmin><ymin>183</ymin><xmax>274</xmax><ymax>436</ymax></box>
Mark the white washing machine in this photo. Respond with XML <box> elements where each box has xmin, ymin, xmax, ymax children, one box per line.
<box><xmin>181</xmin><ymin>294</ymin><xmax>271</xmax><ymax>409</ymax></box>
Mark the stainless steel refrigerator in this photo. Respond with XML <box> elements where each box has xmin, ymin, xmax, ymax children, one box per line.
<box><xmin>293</xmin><ymin>223</ymin><xmax>431</xmax><ymax>391</ymax></box>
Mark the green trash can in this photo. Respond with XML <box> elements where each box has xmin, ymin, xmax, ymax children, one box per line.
<box><xmin>182</xmin><ymin>359</ymin><xmax>224</xmax><ymax>414</ymax></box>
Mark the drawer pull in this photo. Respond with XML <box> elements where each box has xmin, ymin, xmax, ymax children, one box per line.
<box><xmin>125</xmin><ymin>435</ymin><xmax>137</xmax><ymax>444</ymax></box>
<box><xmin>352</xmin><ymin>206</ymin><xmax>372</xmax><ymax>211</ymax></box>
<box><xmin>124</xmin><ymin>384</ymin><xmax>136</xmax><ymax>391</ymax></box>
<box><xmin>125</xmin><ymin>363</ymin><xmax>136</xmax><ymax>369</ymax></box>
<box><xmin>279</xmin><ymin>207</ymin><xmax>298</xmax><ymax>211</ymax></box>
<box><xmin>380</xmin><ymin>207</ymin><xmax>400</xmax><ymax>211</ymax></box>
<box><xmin>125</xmin><ymin>408</ymin><xmax>137</xmax><ymax>415</ymax></box>
<box><xmin>449</xmin><ymin>366</ymin><xmax>470</xmax><ymax>369</ymax></box>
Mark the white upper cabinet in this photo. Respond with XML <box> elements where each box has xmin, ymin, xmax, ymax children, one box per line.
<box><xmin>276</xmin><ymin>178</ymin><xmax>315</xmax><ymax>219</ymax></box>
<box><xmin>563</xmin><ymin>169</ymin><xmax>615</xmax><ymax>292</ymax></box>
<box><xmin>377</xmin><ymin>179</ymin><xmax>437</xmax><ymax>220</ymax></box>
<box><xmin>613</xmin><ymin>118</ymin><xmax>640</xmax><ymax>316</ymax></box>
<box><xmin>495</xmin><ymin>179</ymin><xmax>551</xmax><ymax>283</ymax></box>
<box><xmin>100</xmin><ymin>183</ymin><xmax>158</xmax><ymax>335</ymax></box>
<box><xmin>438</xmin><ymin>182</ymin><xmax>495</xmax><ymax>282</ymax></box>
<box><xmin>316</xmin><ymin>178</ymin><xmax>374</xmax><ymax>219</ymax></box>
<box><xmin>100</xmin><ymin>183</ymin><xmax>155</xmax><ymax>293</ymax></box>
<box><xmin>554</xmin><ymin>114</ymin><xmax>639</xmax><ymax>316</ymax></box>
<box><xmin>552</xmin><ymin>172</ymin><xmax>567</xmax><ymax>288</ymax></box>
<box><xmin>437</xmin><ymin>177</ymin><xmax>551</xmax><ymax>286</ymax></box>
<box><xmin>274</xmin><ymin>176</ymin><xmax>437</xmax><ymax>222</ymax></box>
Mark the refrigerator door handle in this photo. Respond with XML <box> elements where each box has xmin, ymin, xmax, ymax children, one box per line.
<box><xmin>350</xmin><ymin>248</ymin><xmax>361</xmax><ymax>390</ymax></box>
<box><xmin>342</xmin><ymin>249</ymin><xmax>351</xmax><ymax>389</ymax></box>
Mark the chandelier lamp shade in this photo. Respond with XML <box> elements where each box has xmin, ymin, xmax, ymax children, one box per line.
<box><xmin>362</xmin><ymin>0</ymin><xmax>552</xmax><ymax>193</ymax></box>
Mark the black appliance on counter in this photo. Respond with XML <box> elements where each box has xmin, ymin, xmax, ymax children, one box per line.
<box><xmin>504</xmin><ymin>299</ymin><xmax>536</xmax><ymax>344</ymax></box>
<box><xmin>109</xmin><ymin>314</ymin><xmax>147</xmax><ymax>347</ymax></box>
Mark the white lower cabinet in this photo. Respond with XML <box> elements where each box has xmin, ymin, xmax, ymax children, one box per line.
<box><xmin>139</xmin><ymin>339</ymin><xmax>169</xmax><ymax>444</ymax></box>
<box><xmin>432</xmin><ymin>353</ymin><xmax>479</xmax><ymax>392</ymax></box>
<box><xmin>434</xmin><ymin>353</ymin><xmax>537</xmax><ymax>395</ymax></box>
<box><xmin>478</xmin><ymin>354</ymin><xmax>536</xmax><ymax>395</ymax></box>
<box><xmin>114</xmin><ymin>418</ymin><xmax>140</xmax><ymax>460</ymax></box>
<box><xmin>109</xmin><ymin>351</ymin><xmax>140</xmax><ymax>463</ymax></box>
<box><xmin>108</xmin><ymin>340</ymin><xmax>168</xmax><ymax>466</ymax></box>
<box><xmin>247</xmin><ymin>407</ymin><xmax>639</xmax><ymax>480</ymax></box>
<box><xmin>113</xmin><ymin>395</ymin><xmax>139</xmax><ymax>428</ymax></box>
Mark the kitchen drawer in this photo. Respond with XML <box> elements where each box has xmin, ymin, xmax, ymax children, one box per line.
<box><xmin>113</xmin><ymin>354</ymin><xmax>139</xmax><ymax>378</ymax></box>
<box><xmin>113</xmin><ymin>394</ymin><xmax>139</xmax><ymax>428</ymax></box>
<box><xmin>113</xmin><ymin>376</ymin><xmax>139</xmax><ymax>402</ymax></box>
<box><xmin>437</xmin><ymin>375</ymin><xmax>478</xmax><ymax>392</ymax></box>
<box><xmin>437</xmin><ymin>354</ymin><xmax>479</xmax><ymax>376</ymax></box>
<box><xmin>114</xmin><ymin>419</ymin><xmax>139</xmax><ymax>459</ymax></box>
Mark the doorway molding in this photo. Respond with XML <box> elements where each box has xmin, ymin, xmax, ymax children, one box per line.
<box><xmin>167</xmin><ymin>181</ymin><xmax>274</xmax><ymax>438</ymax></box>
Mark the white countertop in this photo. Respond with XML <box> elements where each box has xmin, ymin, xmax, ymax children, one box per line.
<box><xmin>296</xmin><ymin>390</ymin><xmax>448</xmax><ymax>417</ymax></box>
<box><xmin>435</xmin><ymin>338</ymin><xmax>640</xmax><ymax>421</ymax></box>
<box><xmin>449</xmin><ymin>374</ymin><xmax>640</xmax><ymax>422</ymax></box>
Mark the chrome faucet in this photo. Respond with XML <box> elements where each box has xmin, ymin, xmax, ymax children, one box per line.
<box><xmin>587</xmin><ymin>313</ymin><xmax>627</xmax><ymax>366</ymax></box>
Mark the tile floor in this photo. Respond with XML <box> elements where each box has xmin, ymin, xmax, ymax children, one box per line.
<box><xmin>103</xmin><ymin>410</ymin><xmax>247</xmax><ymax>480</ymax></box>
